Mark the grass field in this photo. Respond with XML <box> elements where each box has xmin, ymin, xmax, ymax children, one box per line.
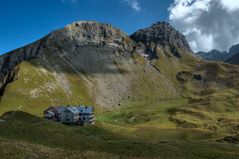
<box><xmin>1</xmin><ymin>90</ymin><xmax>239</xmax><ymax>159</ymax></box>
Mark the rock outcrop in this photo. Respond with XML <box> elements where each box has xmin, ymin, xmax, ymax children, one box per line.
<box><xmin>49</xmin><ymin>21</ymin><xmax>135</xmax><ymax>52</ymax></box>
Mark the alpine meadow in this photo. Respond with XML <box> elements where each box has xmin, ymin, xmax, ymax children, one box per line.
<box><xmin>1</xmin><ymin>1</ymin><xmax>239</xmax><ymax>159</ymax></box>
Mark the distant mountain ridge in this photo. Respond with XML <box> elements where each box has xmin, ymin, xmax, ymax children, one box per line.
<box><xmin>196</xmin><ymin>44</ymin><xmax>239</xmax><ymax>64</ymax></box>
<box><xmin>196</xmin><ymin>49</ymin><xmax>228</xmax><ymax>61</ymax></box>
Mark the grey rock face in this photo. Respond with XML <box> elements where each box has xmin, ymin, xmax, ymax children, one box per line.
<box><xmin>49</xmin><ymin>21</ymin><xmax>136</xmax><ymax>53</ymax></box>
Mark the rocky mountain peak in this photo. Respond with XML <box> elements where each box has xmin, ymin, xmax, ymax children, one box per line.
<box><xmin>130</xmin><ymin>21</ymin><xmax>192</xmax><ymax>58</ymax></box>
<box><xmin>48</xmin><ymin>21</ymin><xmax>134</xmax><ymax>51</ymax></box>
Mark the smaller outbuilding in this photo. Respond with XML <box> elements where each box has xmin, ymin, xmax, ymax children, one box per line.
<box><xmin>43</xmin><ymin>106</ymin><xmax>65</xmax><ymax>121</ymax></box>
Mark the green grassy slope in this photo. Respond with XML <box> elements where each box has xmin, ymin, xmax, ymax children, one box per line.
<box><xmin>0</xmin><ymin>57</ymin><xmax>93</xmax><ymax>116</ymax></box>
<box><xmin>0</xmin><ymin>111</ymin><xmax>239</xmax><ymax>159</ymax></box>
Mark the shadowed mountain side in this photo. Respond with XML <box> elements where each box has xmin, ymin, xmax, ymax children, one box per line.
<box><xmin>0</xmin><ymin>43</ymin><xmax>180</xmax><ymax>114</ymax></box>
<box><xmin>31</xmin><ymin>45</ymin><xmax>133</xmax><ymax>75</ymax></box>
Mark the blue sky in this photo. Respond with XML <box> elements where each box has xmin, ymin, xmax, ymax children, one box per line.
<box><xmin>0</xmin><ymin>0</ymin><xmax>173</xmax><ymax>54</ymax></box>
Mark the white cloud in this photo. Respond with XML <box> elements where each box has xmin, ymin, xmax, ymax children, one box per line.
<box><xmin>123</xmin><ymin>0</ymin><xmax>142</xmax><ymax>12</ymax></box>
<box><xmin>169</xmin><ymin>0</ymin><xmax>239</xmax><ymax>52</ymax></box>
<box><xmin>220</xmin><ymin>0</ymin><xmax>239</xmax><ymax>11</ymax></box>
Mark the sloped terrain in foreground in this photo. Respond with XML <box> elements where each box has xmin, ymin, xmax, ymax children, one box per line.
<box><xmin>0</xmin><ymin>111</ymin><xmax>239</xmax><ymax>159</ymax></box>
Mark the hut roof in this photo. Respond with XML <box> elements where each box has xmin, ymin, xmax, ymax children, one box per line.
<box><xmin>67</xmin><ymin>107</ymin><xmax>80</xmax><ymax>114</ymax></box>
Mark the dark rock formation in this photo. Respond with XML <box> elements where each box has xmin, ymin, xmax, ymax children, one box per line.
<box><xmin>225</xmin><ymin>44</ymin><xmax>239</xmax><ymax>64</ymax></box>
<box><xmin>130</xmin><ymin>22</ymin><xmax>193</xmax><ymax>59</ymax></box>
<box><xmin>229</xmin><ymin>44</ymin><xmax>239</xmax><ymax>56</ymax></box>
<box><xmin>216</xmin><ymin>136</ymin><xmax>239</xmax><ymax>144</ymax></box>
